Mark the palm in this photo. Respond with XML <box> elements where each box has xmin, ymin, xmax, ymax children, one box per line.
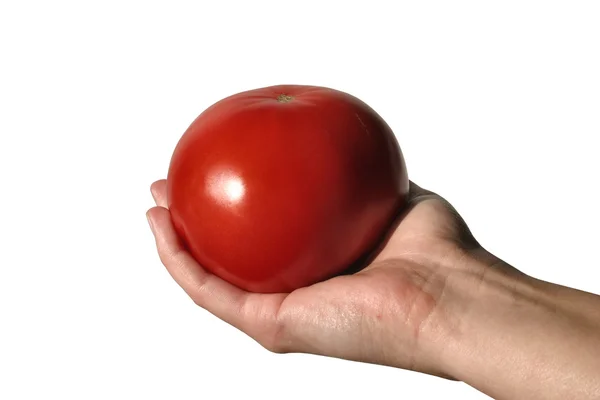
<box><xmin>148</xmin><ymin>180</ymin><xmax>474</xmax><ymax>374</ymax></box>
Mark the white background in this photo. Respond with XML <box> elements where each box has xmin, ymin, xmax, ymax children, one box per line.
<box><xmin>1</xmin><ymin>1</ymin><xmax>599</xmax><ymax>399</ymax></box>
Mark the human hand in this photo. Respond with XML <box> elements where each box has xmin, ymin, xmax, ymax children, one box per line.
<box><xmin>147</xmin><ymin>179</ymin><xmax>600</xmax><ymax>399</ymax></box>
<box><xmin>146</xmin><ymin>179</ymin><xmax>486</xmax><ymax>378</ymax></box>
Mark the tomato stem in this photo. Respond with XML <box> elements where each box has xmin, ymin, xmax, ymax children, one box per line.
<box><xmin>276</xmin><ymin>94</ymin><xmax>294</xmax><ymax>103</ymax></box>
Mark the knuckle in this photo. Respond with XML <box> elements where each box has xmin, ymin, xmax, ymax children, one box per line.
<box><xmin>262</xmin><ymin>316</ymin><xmax>291</xmax><ymax>354</ymax></box>
<box><xmin>262</xmin><ymin>337</ymin><xmax>287</xmax><ymax>354</ymax></box>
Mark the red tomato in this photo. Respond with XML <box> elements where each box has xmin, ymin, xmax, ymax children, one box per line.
<box><xmin>167</xmin><ymin>85</ymin><xmax>409</xmax><ymax>293</ymax></box>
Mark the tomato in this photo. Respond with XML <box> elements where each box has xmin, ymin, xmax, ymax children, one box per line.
<box><xmin>166</xmin><ymin>85</ymin><xmax>409</xmax><ymax>293</ymax></box>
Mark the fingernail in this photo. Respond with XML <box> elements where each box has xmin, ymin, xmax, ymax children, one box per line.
<box><xmin>146</xmin><ymin>213</ymin><xmax>154</xmax><ymax>232</ymax></box>
<box><xmin>150</xmin><ymin>188</ymin><xmax>157</xmax><ymax>204</ymax></box>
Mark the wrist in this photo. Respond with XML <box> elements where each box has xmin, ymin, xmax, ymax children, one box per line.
<box><xmin>380</xmin><ymin>245</ymin><xmax>499</xmax><ymax>378</ymax></box>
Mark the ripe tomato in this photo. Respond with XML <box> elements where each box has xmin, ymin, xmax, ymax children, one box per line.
<box><xmin>167</xmin><ymin>85</ymin><xmax>409</xmax><ymax>293</ymax></box>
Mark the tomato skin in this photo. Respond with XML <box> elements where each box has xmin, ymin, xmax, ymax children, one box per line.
<box><xmin>166</xmin><ymin>85</ymin><xmax>409</xmax><ymax>293</ymax></box>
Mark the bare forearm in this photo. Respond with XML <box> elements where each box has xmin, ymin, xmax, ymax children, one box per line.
<box><xmin>441</xmin><ymin>256</ymin><xmax>600</xmax><ymax>399</ymax></box>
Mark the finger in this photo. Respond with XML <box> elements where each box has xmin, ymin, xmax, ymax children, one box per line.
<box><xmin>150</xmin><ymin>180</ymin><xmax>168</xmax><ymax>208</ymax></box>
<box><xmin>146</xmin><ymin>206</ymin><xmax>253</xmax><ymax>331</ymax></box>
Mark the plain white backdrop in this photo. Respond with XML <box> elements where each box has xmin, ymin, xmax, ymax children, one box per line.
<box><xmin>1</xmin><ymin>1</ymin><xmax>599</xmax><ymax>399</ymax></box>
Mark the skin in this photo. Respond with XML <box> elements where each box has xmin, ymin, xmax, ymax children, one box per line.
<box><xmin>147</xmin><ymin>179</ymin><xmax>600</xmax><ymax>400</ymax></box>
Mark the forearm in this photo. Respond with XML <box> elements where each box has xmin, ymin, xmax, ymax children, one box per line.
<box><xmin>440</xmin><ymin>255</ymin><xmax>600</xmax><ymax>399</ymax></box>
